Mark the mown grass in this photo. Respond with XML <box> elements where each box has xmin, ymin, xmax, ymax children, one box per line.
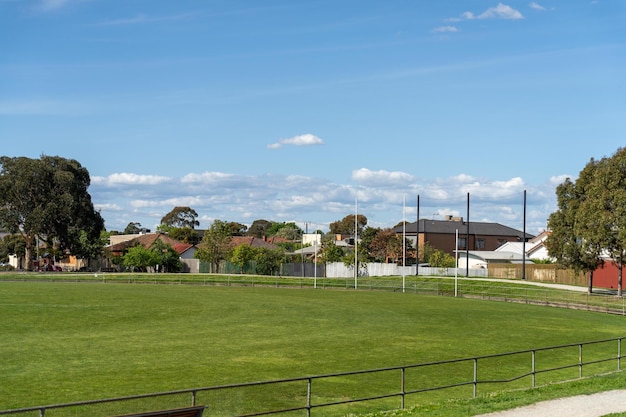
<box><xmin>2</xmin><ymin>271</ymin><xmax>624</xmax><ymax>313</ymax></box>
<box><xmin>351</xmin><ymin>370</ymin><xmax>626</xmax><ymax>416</ymax></box>
<box><xmin>0</xmin><ymin>277</ymin><xmax>624</xmax><ymax>416</ymax></box>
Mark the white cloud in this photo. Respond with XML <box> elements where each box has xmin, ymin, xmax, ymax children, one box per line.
<box><xmin>352</xmin><ymin>168</ymin><xmax>415</xmax><ymax>186</ymax></box>
<box><xmin>433</xmin><ymin>25</ymin><xmax>459</xmax><ymax>33</ymax></box>
<box><xmin>181</xmin><ymin>171</ymin><xmax>238</xmax><ymax>184</ymax></box>
<box><xmin>529</xmin><ymin>2</ymin><xmax>546</xmax><ymax>11</ymax></box>
<box><xmin>549</xmin><ymin>175</ymin><xmax>570</xmax><ymax>185</ymax></box>
<box><xmin>92</xmin><ymin>173</ymin><xmax>171</xmax><ymax>186</ymax></box>
<box><xmin>89</xmin><ymin>169</ymin><xmax>558</xmax><ymax>235</ymax></box>
<box><xmin>267</xmin><ymin>133</ymin><xmax>325</xmax><ymax>149</ymax></box>
<box><xmin>459</xmin><ymin>3</ymin><xmax>524</xmax><ymax>21</ymax></box>
<box><xmin>93</xmin><ymin>203</ymin><xmax>122</xmax><ymax>211</ymax></box>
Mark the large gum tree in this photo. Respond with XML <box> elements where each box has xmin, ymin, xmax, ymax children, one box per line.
<box><xmin>547</xmin><ymin>147</ymin><xmax>626</xmax><ymax>296</ymax></box>
<box><xmin>0</xmin><ymin>155</ymin><xmax>104</xmax><ymax>271</ymax></box>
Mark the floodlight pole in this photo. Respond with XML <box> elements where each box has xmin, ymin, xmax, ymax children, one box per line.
<box><xmin>402</xmin><ymin>195</ymin><xmax>406</xmax><ymax>293</ymax></box>
<box><xmin>354</xmin><ymin>197</ymin><xmax>358</xmax><ymax>289</ymax></box>
<box><xmin>416</xmin><ymin>194</ymin><xmax>420</xmax><ymax>276</ymax></box>
<box><xmin>522</xmin><ymin>190</ymin><xmax>527</xmax><ymax>281</ymax></box>
<box><xmin>466</xmin><ymin>193</ymin><xmax>470</xmax><ymax>278</ymax></box>
<box><xmin>455</xmin><ymin>229</ymin><xmax>459</xmax><ymax>297</ymax></box>
<box><xmin>314</xmin><ymin>237</ymin><xmax>317</xmax><ymax>289</ymax></box>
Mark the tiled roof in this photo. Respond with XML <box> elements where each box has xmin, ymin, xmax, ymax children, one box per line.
<box><xmin>107</xmin><ymin>233</ymin><xmax>186</xmax><ymax>253</ymax></box>
<box><xmin>229</xmin><ymin>236</ymin><xmax>280</xmax><ymax>250</ymax></box>
<box><xmin>172</xmin><ymin>243</ymin><xmax>195</xmax><ymax>255</ymax></box>
<box><xmin>395</xmin><ymin>219</ymin><xmax>534</xmax><ymax>239</ymax></box>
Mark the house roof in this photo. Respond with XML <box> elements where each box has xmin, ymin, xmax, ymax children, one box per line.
<box><xmin>107</xmin><ymin>233</ymin><xmax>186</xmax><ymax>254</ymax></box>
<box><xmin>172</xmin><ymin>243</ymin><xmax>195</xmax><ymax>255</ymax></box>
<box><xmin>229</xmin><ymin>236</ymin><xmax>280</xmax><ymax>250</ymax></box>
<box><xmin>395</xmin><ymin>219</ymin><xmax>534</xmax><ymax>240</ymax></box>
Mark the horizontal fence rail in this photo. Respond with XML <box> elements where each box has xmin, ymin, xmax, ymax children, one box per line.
<box><xmin>1</xmin><ymin>337</ymin><xmax>624</xmax><ymax>417</ymax></box>
<box><xmin>4</xmin><ymin>274</ymin><xmax>625</xmax><ymax>315</ymax></box>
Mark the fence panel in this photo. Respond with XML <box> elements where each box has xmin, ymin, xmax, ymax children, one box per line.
<box><xmin>2</xmin><ymin>338</ymin><xmax>623</xmax><ymax>417</ymax></box>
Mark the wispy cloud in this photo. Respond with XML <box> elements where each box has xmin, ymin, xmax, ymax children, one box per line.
<box><xmin>449</xmin><ymin>3</ymin><xmax>524</xmax><ymax>21</ymax></box>
<box><xmin>0</xmin><ymin>98</ymin><xmax>89</xmax><ymax>115</ymax></box>
<box><xmin>432</xmin><ymin>25</ymin><xmax>459</xmax><ymax>33</ymax></box>
<box><xmin>95</xmin><ymin>12</ymin><xmax>198</xmax><ymax>26</ymax></box>
<box><xmin>36</xmin><ymin>0</ymin><xmax>69</xmax><ymax>11</ymax></box>
<box><xmin>529</xmin><ymin>2</ymin><xmax>546</xmax><ymax>11</ymax></box>
<box><xmin>32</xmin><ymin>0</ymin><xmax>89</xmax><ymax>12</ymax></box>
<box><xmin>267</xmin><ymin>133</ymin><xmax>325</xmax><ymax>149</ymax></box>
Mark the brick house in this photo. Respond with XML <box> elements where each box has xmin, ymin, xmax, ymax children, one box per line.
<box><xmin>394</xmin><ymin>216</ymin><xmax>534</xmax><ymax>258</ymax></box>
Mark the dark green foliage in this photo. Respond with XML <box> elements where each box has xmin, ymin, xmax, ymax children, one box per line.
<box><xmin>247</xmin><ymin>219</ymin><xmax>273</xmax><ymax>237</ymax></box>
<box><xmin>227</xmin><ymin>222</ymin><xmax>248</xmax><ymax>236</ymax></box>
<box><xmin>318</xmin><ymin>240</ymin><xmax>344</xmax><ymax>263</ymax></box>
<box><xmin>0</xmin><ymin>155</ymin><xmax>104</xmax><ymax>270</ymax></box>
<box><xmin>254</xmin><ymin>247</ymin><xmax>285</xmax><ymax>275</ymax></box>
<box><xmin>329</xmin><ymin>214</ymin><xmax>368</xmax><ymax>236</ymax></box>
<box><xmin>160</xmin><ymin>207</ymin><xmax>200</xmax><ymax>229</ymax></box>
<box><xmin>547</xmin><ymin>148</ymin><xmax>626</xmax><ymax>295</ymax></box>
<box><xmin>123</xmin><ymin>222</ymin><xmax>142</xmax><ymax>234</ymax></box>
<box><xmin>122</xmin><ymin>239</ymin><xmax>182</xmax><ymax>272</ymax></box>
<box><xmin>0</xmin><ymin>233</ymin><xmax>25</xmax><ymax>263</ymax></box>
<box><xmin>168</xmin><ymin>227</ymin><xmax>200</xmax><ymax>244</ymax></box>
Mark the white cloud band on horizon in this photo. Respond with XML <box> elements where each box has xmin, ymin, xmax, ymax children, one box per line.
<box><xmin>89</xmin><ymin>168</ymin><xmax>563</xmax><ymax>234</ymax></box>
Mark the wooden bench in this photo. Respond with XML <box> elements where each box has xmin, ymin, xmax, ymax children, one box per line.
<box><xmin>111</xmin><ymin>405</ymin><xmax>206</xmax><ymax>417</ymax></box>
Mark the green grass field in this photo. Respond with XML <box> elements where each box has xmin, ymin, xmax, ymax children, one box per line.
<box><xmin>0</xmin><ymin>279</ymin><xmax>625</xmax><ymax>416</ymax></box>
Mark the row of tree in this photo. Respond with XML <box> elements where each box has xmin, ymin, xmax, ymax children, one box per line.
<box><xmin>0</xmin><ymin>154</ymin><xmax>457</xmax><ymax>272</ymax></box>
<box><xmin>17</xmin><ymin>151</ymin><xmax>626</xmax><ymax>283</ymax></box>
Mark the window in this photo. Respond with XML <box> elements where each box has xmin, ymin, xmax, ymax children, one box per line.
<box><xmin>458</xmin><ymin>237</ymin><xmax>467</xmax><ymax>249</ymax></box>
<box><xmin>476</xmin><ymin>239</ymin><xmax>486</xmax><ymax>249</ymax></box>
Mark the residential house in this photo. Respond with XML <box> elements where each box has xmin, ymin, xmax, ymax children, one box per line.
<box><xmin>229</xmin><ymin>236</ymin><xmax>284</xmax><ymax>250</ymax></box>
<box><xmin>494</xmin><ymin>231</ymin><xmax>553</xmax><ymax>262</ymax></box>
<box><xmin>394</xmin><ymin>216</ymin><xmax>534</xmax><ymax>258</ymax></box>
<box><xmin>106</xmin><ymin>232</ymin><xmax>194</xmax><ymax>272</ymax></box>
<box><xmin>457</xmin><ymin>250</ymin><xmax>531</xmax><ymax>269</ymax></box>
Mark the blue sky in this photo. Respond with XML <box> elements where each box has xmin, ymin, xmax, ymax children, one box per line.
<box><xmin>2</xmin><ymin>1</ymin><xmax>625</xmax><ymax>235</ymax></box>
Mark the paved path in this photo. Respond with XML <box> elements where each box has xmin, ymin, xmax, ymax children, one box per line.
<box><xmin>476</xmin><ymin>390</ymin><xmax>626</xmax><ymax>417</ymax></box>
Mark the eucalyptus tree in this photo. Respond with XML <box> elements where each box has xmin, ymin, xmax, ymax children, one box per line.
<box><xmin>585</xmin><ymin>149</ymin><xmax>626</xmax><ymax>297</ymax></box>
<box><xmin>547</xmin><ymin>148</ymin><xmax>626</xmax><ymax>296</ymax></box>
<box><xmin>546</xmin><ymin>172</ymin><xmax>603</xmax><ymax>293</ymax></box>
<box><xmin>160</xmin><ymin>206</ymin><xmax>200</xmax><ymax>229</ymax></box>
<box><xmin>329</xmin><ymin>214</ymin><xmax>367</xmax><ymax>237</ymax></box>
<box><xmin>247</xmin><ymin>219</ymin><xmax>273</xmax><ymax>238</ymax></box>
<box><xmin>0</xmin><ymin>155</ymin><xmax>104</xmax><ymax>271</ymax></box>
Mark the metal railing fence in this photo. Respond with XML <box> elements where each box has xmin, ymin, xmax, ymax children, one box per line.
<box><xmin>1</xmin><ymin>337</ymin><xmax>623</xmax><ymax>417</ymax></box>
<box><xmin>2</xmin><ymin>273</ymin><xmax>626</xmax><ymax>314</ymax></box>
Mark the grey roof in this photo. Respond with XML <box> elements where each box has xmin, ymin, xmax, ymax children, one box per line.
<box><xmin>394</xmin><ymin>219</ymin><xmax>534</xmax><ymax>240</ymax></box>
